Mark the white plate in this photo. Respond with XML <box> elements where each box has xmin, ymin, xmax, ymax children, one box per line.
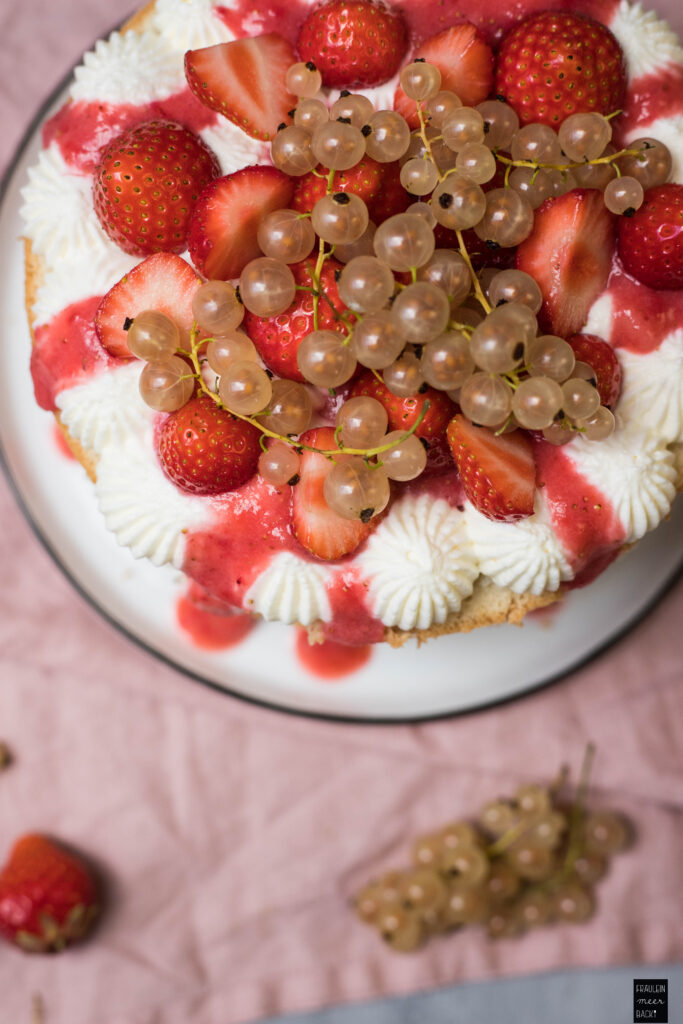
<box><xmin>1</xmin><ymin>89</ymin><xmax>681</xmax><ymax>722</ymax></box>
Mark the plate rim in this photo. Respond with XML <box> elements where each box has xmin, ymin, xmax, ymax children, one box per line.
<box><xmin>1</xmin><ymin>51</ymin><xmax>682</xmax><ymax>726</ymax></box>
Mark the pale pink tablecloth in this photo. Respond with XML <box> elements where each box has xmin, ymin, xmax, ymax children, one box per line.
<box><xmin>1</xmin><ymin>2</ymin><xmax>682</xmax><ymax>1022</ymax></box>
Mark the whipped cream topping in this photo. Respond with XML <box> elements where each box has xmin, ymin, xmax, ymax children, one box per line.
<box><xmin>56</xmin><ymin>363</ymin><xmax>154</xmax><ymax>457</ymax></box>
<box><xmin>582</xmin><ymin>293</ymin><xmax>614</xmax><ymax>344</ymax></box>
<box><xmin>95</xmin><ymin>436</ymin><xmax>210</xmax><ymax>567</ymax></box>
<box><xmin>20</xmin><ymin>147</ymin><xmax>121</xmax><ymax>265</ymax></box>
<box><xmin>465</xmin><ymin>498</ymin><xmax>573</xmax><ymax>595</ymax></box>
<box><xmin>244</xmin><ymin>552</ymin><xmax>333</xmax><ymax>625</ymax></box>
<box><xmin>610</xmin><ymin>1</ymin><xmax>683</xmax><ymax>79</ymax></box>
<box><xmin>618</xmin><ymin>331</ymin><xmax>683</xmax><ymax>444</ymax></box>
<box><xmin>70</xmin><ymin>29</ymin><xmax>185</xmax><ymax>104</ymax></box>
<box><xmin>152</xmin><ymin>0</ymin><xmax>236</xmax><ymax>51</ymax></box>
<box><xmin>358</xmin><ymin>495</ymin><xmax>477</xmax><ymax>630</ymax></box>
<box><xmin>566</xmin><ymin>426</ymin><xmax>677</xmax><ymax>542</ymax></box>
<box><xmin>31</xmin><ymin>247</ymin><xmax>139</xmax><ymax>328</ymax></box>
<box><xmin>198</xmin><ymin>120</ymin><xmax>267</xmax><ymax>176</ymax></box>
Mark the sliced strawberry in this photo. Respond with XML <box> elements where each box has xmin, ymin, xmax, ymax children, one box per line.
<box><xmin>516</xmin><ymin>189</ymin><xmax>617</xmax><ymax>338</ymax></box>
<box><xmin>393</xmin><ymin>24</ymin><xmax>494</xmax><ymax>129</ymax></box>
<box><xmin>292</xmin><ymin>427</ymin><xmax>373</xmax><ymax>560</ymax></box>
<box><xmin>157</xmin><ymin>395</ymin><xmax>262</xmax><ymax>496</ymax></box>
<box><xmin>367</xmin><ymin>161</ymin><xmax>411</xmax><ymax>224</ymax></box>
<box><xmin>184</xmin><ymin>34</ymin><xmax>297</xmax><ymax>141</ymax></box>
<box><xmin>349</xmin><ymin>369</ymin><xmax>456</xmax><ymax>439</ymax></box>
<box><xmin>291</xmin><ymin>157</ymin><xmax>383</xmax><ymax>213</ymax></box>
<box><xmin>567</xmin><ymin>334</ymin><xmax>622</xmax><ymax>410</ymax></box>
<box><xmin>244</xmin><ymin>258</ymin><xmax>351</xmax><ymax>381</ymax></box>
<box><xmin>96</xmin><ymin>253</ymin><xmax>202</xmax><ymax>358</ymax></box>
<box><xmin>446</xmin><ymin>414</ymin><xmax>536</xmax><ymax>522</ymax></box>
<box><xmin>188</xmin><ymin>165</ymin><xmax>294</xmax><ymax>281</ymax></box>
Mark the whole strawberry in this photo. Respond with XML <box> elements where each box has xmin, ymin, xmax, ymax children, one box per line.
<box><xmin>297</xmin><ymin>0</ymin><xmax>408</xmax><ymax>88</ymax></box>
<box><xmin>0</xmin><ymin>834</ymin><xmax>98</xmax><ymax>953</ymax></box>
<box><xmin>291</xmin><ymin>157</ymin><xmax>383</xmax><ymax>214</ymax></box>
<box><xmin>244</xmin><ymin>258</ymin><xmax>352</xmax><ymax>381</ymax></box>
<box><xmin>617</xmin><ymin>184</ymin><xmax>683</xmax><ymax>290</ymax></box>
<box><xmin>350</xmin><ymin>369</ymin><xmax>456</xmax><ymax>441</ymax></box>
<box><xmin>495</xmin><ymin>13</ymin><xmax>625</xmax><ymax>127</ymax></box>
<box><xmin>93</xmin><ymin>120</ymin><xmax>220</xmax><ymax>257</ymax></box>
<box><xmin>157</xmin><ymin>395</ymin><xmax>262</xmax><ymax>495</ymax></box>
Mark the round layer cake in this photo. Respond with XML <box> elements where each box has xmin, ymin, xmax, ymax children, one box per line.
<box><xmin>20</xmin><ymin>0</ymin><xmax>683</xmax><ymax>646</ymax></box>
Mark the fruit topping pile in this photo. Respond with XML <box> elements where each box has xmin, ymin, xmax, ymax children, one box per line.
<box><xmin>89</xmin><ymin>1</ymin><xmax>681</xmax><ymax>560</ymax></box>
<box><xmin>352</xmin><ymin>748</ymin><xmax>631</xmax><ymax>950</ymax></box>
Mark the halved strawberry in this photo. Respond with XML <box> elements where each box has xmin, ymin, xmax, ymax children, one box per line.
<box><xmin>446</xmin><ymin>414</ymin><xmax>535</xmax><ymax>522</ymax></box>
<box><xmin>349</xmin><ymin>369</ymin><xmax>456</xmax><ymax>439</ymax></box>
<box><xmin>95</xmin><ymin>253</ymin><xmax>202</xmax><ymax>358</ymax></box>
<box><xmin>244</xmin><ymin>258</ymin><xmax>351</xmax><ymax>381</ymax></box>
<box><xmin>393</xmin><ymin>24</ymin><xmax>494</xmax><ymax>129</ymax></box>
<box><xmin>567</xmin><ymin>333</ymin><xmax>622</xmax><ymax>410</ymax></box>
<box><xmin>184</xmin><ymin>34</ymin><xmax>297</xmax><ymax>141</ymax></box>
<box><xmin>292</xmin><ymin>427</ymin><xmax>374</xmax><ymax>560</ymax></box>
<box><xmin>515</xmin><ymin>189</ymin><xmax>617</xmax><ymax>338</ymax></box>
<box><xmin>188</xmin><ymin>165</ymin><xmax>294</xmax><ymax>280</ymax></box>
<box><xmin>291</xmin><ymin>157</ymin><xmax>383</xmax><ymax>213</ymax></box>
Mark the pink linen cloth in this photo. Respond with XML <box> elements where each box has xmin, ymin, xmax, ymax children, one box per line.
<box><xmin>1</xmin><ymin>2</ymin><xmax>682</xmax><ymax>1021</ymax></box>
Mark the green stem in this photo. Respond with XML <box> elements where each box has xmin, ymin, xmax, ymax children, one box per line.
<box><xmin>495</xmin><ymin>146</ymin><xmax>640</xmax><ymax>175</ymax></box>
<box><xmin>563</xmin><ymin>743</ymin><xmax>595</xmax><ymax>872</ymax></box>
<box><xmin>187</xmin><ymin>324</ymin><xmax>431</xmax><ymax>461</ymax></box>
<box><xmin>455</xmin><ymin>229</ymin><xmax>492</xmax><ymax>315</ymax></box>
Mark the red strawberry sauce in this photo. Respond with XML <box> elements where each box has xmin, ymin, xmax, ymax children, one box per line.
<box><xmin>43</xmin><ymin>90</ymin><xmax>217</xmax><ymax>174</ymax></box>
<box><xmin>177</xmin><ymin>583</ymin><xmax>255</xmax><ymax>649</ymax></box>
<box><xmin>602</xmin><ymin>267</ymin><xmax>683</xmax><ymax>354</ymax></box>
<box><xmin>295</xmin><ymin>628</ymin><xmax>372</xmax><ymax>679</ymax></box>
<box><xmin>620</xmin><ymin>65</ymin><xmax>683</xmax><ymax>138</ymax></box>
<box><xmin>533</xmin><ymin>440</ymin><xmax>625</xmax><ymax>573</ymax></box>
<box><xmin>216</xmin><ymin>1</ymin><xmax>313</xmax><ymax>46</ymax></box>
<box><xmin>31</xmin><ymin>296</ymin><xmax>123</xmax><ymax>411</ymax></box>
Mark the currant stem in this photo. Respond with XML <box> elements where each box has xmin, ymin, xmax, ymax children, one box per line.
<box><xmin>456</xmin><ymin>229</ymin><xmax>492</xmax><ymax>314</ymax></box>
<box><xmin>185</xmin><ymin>326</ymin><xmax>430</xmax><ymax>461</ymax></box>
<box><xmin>494</xmin><ymin>146</ymin><xmax>640</xmax><ymax>175</ymax></box>
<box><xmin>416</xmin><ymin>103</ymin><xmax>446</xmax><ymax>182</ymax></box>
<box><xmin>563</xmin><ymin>742</ymin><xmax>596</xmax><ymax>872</ymax></box>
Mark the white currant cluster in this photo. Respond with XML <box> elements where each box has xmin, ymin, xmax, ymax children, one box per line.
<box><xmin>130</xmin><ymin>56</ymin><xmax>675</xmax><ymax>517</ymax></box>
<box><xmin>354</xmin><ymin>766</ymin><xmax>630</xmax><ymax>951</ymax></box>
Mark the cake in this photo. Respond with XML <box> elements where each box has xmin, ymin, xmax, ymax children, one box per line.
<box><xmin>20</xmin><ymin>0</ymin><xmax>683</xmax><ymax>648</ymax></box>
